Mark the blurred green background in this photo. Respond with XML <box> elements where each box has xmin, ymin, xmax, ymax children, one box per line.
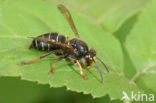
<box><xmin>0</xmin><ymin>77</ymin><xmax>121</xmax><ymax>103</ymax></box>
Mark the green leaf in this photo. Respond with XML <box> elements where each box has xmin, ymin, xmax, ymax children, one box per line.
<box><xmin>126</xmin><ymin>0</ymin><xmax>156</xmax><ymax>92</ymax></box>
<box><xmin>0</xmin><ymin>77</ymin><xmax>123</xmax><ymax>103</ymax></box>
<box><xmin>0</xmin><ymin>77</ymin><xmax>49</xmax><ymax>103</ymax></box>
<box><xmin>0</xmin><ymin>0</ymin><xmax>140</xmax><ymax>99</ymax></box>
<box><xmin>114</xmin><ymin>13</ymin><xmax>139</xmax><ymax>79</ymax></box>
<box><xmin>50</xmin><ymin>0</ymin><xmax>149</xmax><ymax>32</ymax></box>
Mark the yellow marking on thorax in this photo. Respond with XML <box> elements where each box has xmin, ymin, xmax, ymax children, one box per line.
<box><xmin>67</xmin><ymin>40</ymin><xmax>70</xmax><ymax>45</ymax></box>
<box><xmin>66</xmin><ymin>35</ymin><xmax>70</xmax><ymax>45</ymax></box>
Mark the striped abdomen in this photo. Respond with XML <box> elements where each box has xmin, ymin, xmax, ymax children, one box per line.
<box><xmin>30</xmin><ymin>32</ymin><xmax>67</xmax><ymax>51</ymax></box>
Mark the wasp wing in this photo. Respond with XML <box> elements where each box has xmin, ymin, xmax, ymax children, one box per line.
<box><xmin>58</xmin><ymin>4</ymin><xmax>80</xmax><ymax>38</ymax></box>
<box><xmin>30</xmin><ymin>37</ymin><xmax>75</xmax><ymax>52</ymax></box>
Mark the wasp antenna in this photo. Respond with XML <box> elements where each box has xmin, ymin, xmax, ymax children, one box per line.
<box><xmin>93</xmin><ymin>59</ymin><xmax>103</xmax><ymax>83</ymax></box>
<box><xmin>97</xmin><ymin>57</ymin><xmax>109</xmax><ymax>73</ymax></box>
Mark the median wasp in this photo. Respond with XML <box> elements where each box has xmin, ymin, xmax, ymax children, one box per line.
<box><xmin>21</xmin><ymin>4</ymin><xmax>109</xmax><ymax>83</ymax></box>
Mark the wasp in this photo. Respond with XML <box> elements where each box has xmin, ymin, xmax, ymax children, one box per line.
<box><xmin>21</xmin><ymin>4</ymin><xmax>109</xmax><ymax>83</ymax></box>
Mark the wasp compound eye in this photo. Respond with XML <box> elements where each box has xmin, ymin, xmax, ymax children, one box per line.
<box><xmin>88</xmin><ymin>48</ymin><xmax>96</xmax><ymax>58</ymax></box>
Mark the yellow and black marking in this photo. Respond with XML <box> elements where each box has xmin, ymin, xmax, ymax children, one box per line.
<box><xmin>86</xmin><ymin>56</ymin><xmax>96</xmax><ymax>69</ymax></box>
<box><xmin>48</xmin><ymin>34</ymin><xmax>51</xmax><ymax>51</ymax></box>
<box><xmin>31</xmin><ymin>32</ymin><xmax>68</xmax><ymax>51</ymax></box>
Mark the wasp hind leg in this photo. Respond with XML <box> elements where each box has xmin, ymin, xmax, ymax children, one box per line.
<box><xmin>21</xmin><ymin>51</ymin><xmax>56</xmax><ymax>65</ymax></box>
<box><xmin>76</xmin><ymin>60</ymin><xmax>87</xmax><ymax>80</ymax></box>
<box><xmin>49</xmin><ymin>56</ymin><xmax>64</xmax><ymax>74</ymax></box>
<box><xmin>29</xmin><ymin>44</ymin><xmax>33</xmax><ymax>49</ymax></box>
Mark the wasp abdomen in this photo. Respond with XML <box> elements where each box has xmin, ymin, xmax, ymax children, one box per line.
<box><xmin>30</xmin><ymin>32</ymin><xmax>67</xmax><ymax>51</ymax></box>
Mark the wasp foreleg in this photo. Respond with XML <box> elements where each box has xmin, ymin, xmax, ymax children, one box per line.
<box><xmin>21</xmin><ymin>51</ymin><xmax>56</xmax><ymax>65</ymax></box>
<box><xmin>76</xmin><ymin>60</ymin><xmax>87</xmax><ymax>80</ymax></box>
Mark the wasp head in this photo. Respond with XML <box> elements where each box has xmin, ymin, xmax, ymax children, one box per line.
<box><xmin>85</xmin><ymin>48</ymin><xmax>96</xmax><ymax>69</ymax></box>
<box><xmin>83</xmin><ymin>48</ymin><xmax>108</xmax><ymax>83</ymax></box>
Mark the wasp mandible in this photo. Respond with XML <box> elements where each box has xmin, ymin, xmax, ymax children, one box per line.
<box><xmin>21</xmin><ymin>4</ymin><xmax>109</xmax><ymax>83</ymax></box>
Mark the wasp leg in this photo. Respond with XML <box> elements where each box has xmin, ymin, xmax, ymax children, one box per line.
<box><xmin>29</xmin><ymin>44</ymin><xmax>33</xmax><ymax>49</ymax></box>
<box><xmin>21</xmin><ymin>51</ymin><xmax>56</xmax><ymax>65</ymax></box>
<box><xmin>49</xmin><ymin>56</ymin><xmax>64</xmax><ymax>74</ymax></box>
<box><xmin>76</xmin><ymin>60</ymin><xmax>87</xmax><ymax>80</ymax></box>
